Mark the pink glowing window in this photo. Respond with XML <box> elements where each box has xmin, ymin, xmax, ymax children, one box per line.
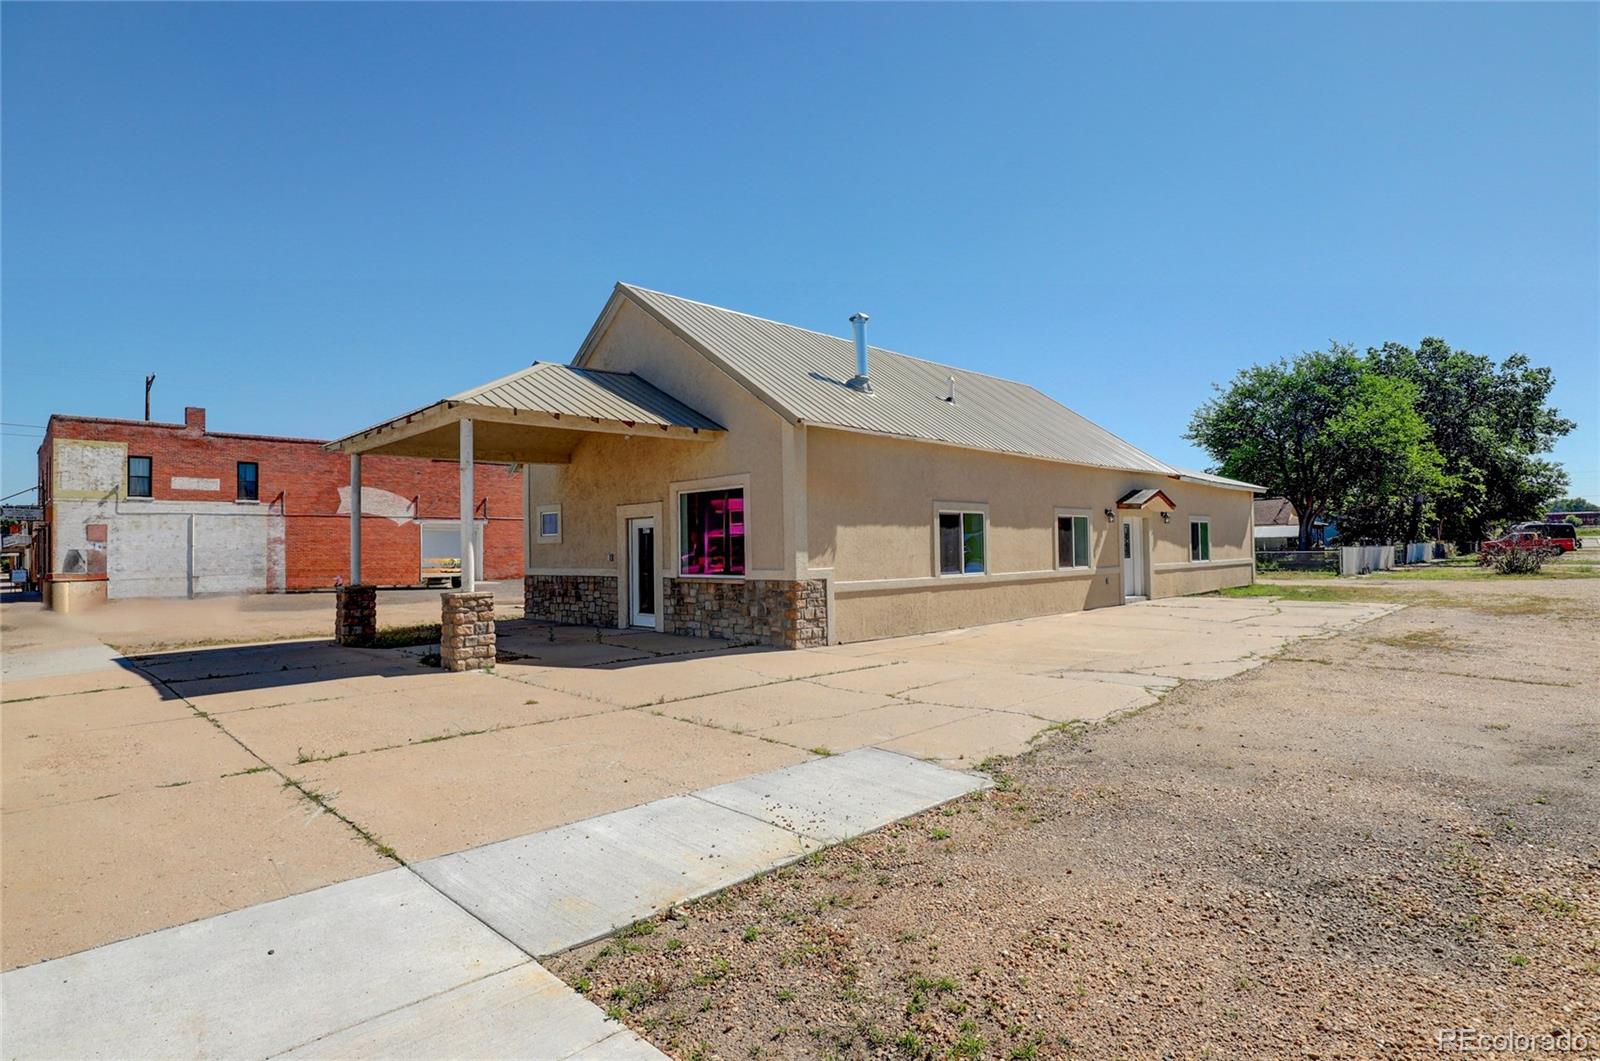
<box><xmin>679</xmin><ymin>488</ymin><xmax>745</xmax><ymax>576</ymax></box>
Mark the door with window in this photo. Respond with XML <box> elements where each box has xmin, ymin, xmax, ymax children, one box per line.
<box><xmin>1120</xmin><ymin>517</ymin><xmax>1147</xmax><ymax>600</ymax></box>
<box><xmin>628</xmin><ymin>517</ymin><xmax>656</xmax><ymax>628</ymax></box>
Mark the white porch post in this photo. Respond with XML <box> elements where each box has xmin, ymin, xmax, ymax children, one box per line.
<box><xmin>459</xmin><ymin>418</ymin><xmax>475</xmax><ymax>592</ymax></box>
<box><xmin>349</xmin><ymin>453</ymin><xmax>363</xmax><ymax>584</ymax></box>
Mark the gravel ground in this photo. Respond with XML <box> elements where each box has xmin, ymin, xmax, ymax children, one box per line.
<box><xmin>549</xmin><ymin>580</ymin><xmax>1599</xmax><ymax>1059</ymax></box>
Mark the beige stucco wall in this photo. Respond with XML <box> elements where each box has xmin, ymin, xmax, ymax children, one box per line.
<box><xmin>806</xmin><ymin>428</ymin><xmax>1253</xmax><ymax>642</ymax></box>
<box><xmin>525</xmin><ymin>298</ymin><xmax>801</xmax><ymax>583</ymax></box>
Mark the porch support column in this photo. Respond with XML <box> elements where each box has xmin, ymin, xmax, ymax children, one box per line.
<box><xmin>335</xmin><ymin>452</ymin><xmax>376</xmax><ymax>646</ymax></box>
<box><xmin>349</xmin><ymin>453</ymin><xmax>363</xmax><ymax>584</ymax></box>
<box><xmin>459</xmin><ymin>418</ymin><xmax>475</xmax><ymax>592</ymax></box>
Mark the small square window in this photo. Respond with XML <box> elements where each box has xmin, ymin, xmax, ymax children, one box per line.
<box><xmin>237</xmin><ymin>462</ymin><xmax>259</xmax><ymax>501</ymax></box>
<box><xmin>536</xmin><ymin>504</ymin><xmax>561</xmax><ymax>544</ymax></box>
<box><xmin>1190</xmin><ymin>519</ymin><xmax>1212</xmax><ymax>562</ymax></box>
<box><xmin>127</xmin><ymin>456</ymin><xmax>152</xmax><ymax>498</ymax></box>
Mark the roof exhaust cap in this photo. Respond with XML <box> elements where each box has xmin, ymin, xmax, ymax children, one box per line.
<box><xmin>847</xmin><ymin>312</ymin><xmax>873</xmax><ymax>394</ymax></box>
<box><xmin>945</xmin><ymin>376</ymin><xmax>956</xmax><ymax>403</ymax></box>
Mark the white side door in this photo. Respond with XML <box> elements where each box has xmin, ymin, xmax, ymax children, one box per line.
<box><xmin>627</xmin><ymin>517</ymin><xmax>657</xmax><ymax>628</ymax></box>
<box><xmin>1121</xmin><ymin>517</ymin><xmax>1146</xmax><ymax>600</ymax></box>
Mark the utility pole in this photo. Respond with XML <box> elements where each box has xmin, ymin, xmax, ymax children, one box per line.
<box><xmin>144</xmin><ymin>374</ymin><xmax>156</xmax><ymax>420</ymax></box>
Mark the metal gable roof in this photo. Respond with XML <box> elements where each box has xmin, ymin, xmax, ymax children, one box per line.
<box><xmin>447</xmin><ymin>362</ymin><xmax>723</xmax><ymax>431</ymax></box>
<box><xmin>612</xmin><ymin>284</ymin><xmax>1176</xmax><ymax>475</ymax></box>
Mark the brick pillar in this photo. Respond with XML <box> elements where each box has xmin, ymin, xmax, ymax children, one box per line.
<box><xmin>334</xmin><ymin>584</ymin><xmax>377</xmax><ymax>646</ymax></box>
<box><xmin>440</xmin><ymin>591</ymin><xmax>496</xmax><ymax>671</ymax></box>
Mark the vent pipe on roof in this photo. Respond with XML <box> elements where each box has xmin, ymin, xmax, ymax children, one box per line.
<box><xmin>847</xmin><ymin>312</ymin><xmax>873</xmax><ymax>394</ymax></box>
<box><xmin>945</xmin><ymin>376</ymin><xmax>956</xmax><ymax>403</ymax></box>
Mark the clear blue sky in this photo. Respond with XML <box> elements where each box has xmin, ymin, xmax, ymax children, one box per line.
<box><xmin>4</xmin><ymin>2</ymin><xmax>1596</xmax><ymax>502</ymax></box>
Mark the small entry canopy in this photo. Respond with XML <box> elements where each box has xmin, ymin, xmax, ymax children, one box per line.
<box><xmin>1117</xmin><ymin>488</ymin><xmax>1176</xmax><ymax>511</ymax></box>
<box><xmin>324</xmin><ymin>362</ymin><xmax>724</xmax><ymax>461</ymax></box>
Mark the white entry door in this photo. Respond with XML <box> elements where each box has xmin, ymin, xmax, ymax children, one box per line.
<box><xmin>627</xmin><ymin>517</ymin><xmax>657</xmax><ymax>628</ymax></box>
<box><xmin>1121</xmin><ymin>517</ymin><xmax>1147</xmax><ymax>601</ymax></box>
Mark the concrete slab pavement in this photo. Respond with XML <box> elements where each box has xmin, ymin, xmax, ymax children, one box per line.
<box><xmin>695</xmin><ymin>747</ymin><xmax>991</xmax><ymax>843</ymax></box>
<box><xmin>289</xmin><ymin>709</ymin><xmax>810</xmax><ymax>861</ymax></box>
<box><xmin>417</xmin><ymin>794</ymin><xmax>816</xmax><ymax>955</ymax></box>
<box><xmin>218</xmin><ymin>675</ymin><xmax>619</xmax><ymax>767</ymax></box>
<box><xmin>2</xmin><ymin>770</ymin><xmax>390</xmax><ymax>971</ymax></box>
<box><xmin>3</xmin><ymin>749</ymin><xmax>983</xmax><ymax>1059</ymax></box>
<box><xmin>283</xmin><ymin>964</ymin><xmax>663</xmax><ymax>1060</ymax></box>
<box><xmin>2</xmin><ymin>593</ymin><xmax>1399</xmax><ymax>979</ymax></box>
<box><xmin>0</xmin><ymin>869</ymin><xmax>538</xmax><ymax>1060</ymax></box>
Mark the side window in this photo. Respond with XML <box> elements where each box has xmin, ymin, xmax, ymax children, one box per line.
<box><xmin>237</xmin><ymin>462</ymin><xmax>259</xmax><ymax>501</ymax></box>
<box><xmin>128</xmin><ymin>456</ymin><xmax>153</xmax><ymax>498</ymax></box>
<box><xmin>1190</xmin><ymin>519</ymin><xmax>1212</xmax><ymax>562</ymax></box>
<box><xmin>938</xmin><ymin>511</ymin><xmax>986</xmax><ymax>575</ymax></box>
<box><xmin>1056</xmin><ymin>514</ymin><xmax>1090</xmax><ymax>569</ymax></box>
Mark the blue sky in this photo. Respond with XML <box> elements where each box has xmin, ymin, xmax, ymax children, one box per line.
<box><xmin>4</xmin><ymin>2</ymin><xmax>1596</xmax><ymax>502</ymax></box>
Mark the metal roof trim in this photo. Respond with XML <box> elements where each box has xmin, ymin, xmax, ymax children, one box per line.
<box><xmin>1172</xmin><ymin>469</ymin><xmax>1266</xmax><ymax>493</ymax></box>
<box><xmin>807</xmin><ymin>423</ymin><xmax>1188</xmax><ymax>478</ymax></box>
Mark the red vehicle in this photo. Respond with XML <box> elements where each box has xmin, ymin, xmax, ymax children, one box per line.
<box><xmin>1509</xmin><ymin>521</ymin><xmax>1581</xmax><ymax>551</ymax></box>
<box><xmin>1480</xmin><ymin>530</ymin><xmax>1564</xmax><ymax>560</ymax></box>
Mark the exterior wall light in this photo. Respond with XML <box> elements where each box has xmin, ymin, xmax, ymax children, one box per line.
<box><xmin>1160</xmin><ymin>511</ymin><xmax>1171</xmax><ymax>524</ymax></box>
<box><xmin>1104</xmin><ymin>508</ymin><xmax>1115</xmax><ymax>522</ymax></box>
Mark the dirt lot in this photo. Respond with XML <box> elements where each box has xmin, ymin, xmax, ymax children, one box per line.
<box><xmin>550</xmin><ymin>578</ymin><xmax>1599</xmax><ymax>1059</ymax></box>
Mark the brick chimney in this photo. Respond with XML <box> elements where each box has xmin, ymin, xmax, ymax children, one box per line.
<box><xmin>184</xmin><ymin>407</ymin><xmax>206</xmax><ymax>432</ymax></box>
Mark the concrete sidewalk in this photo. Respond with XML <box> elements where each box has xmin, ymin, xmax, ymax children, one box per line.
<box><xmin>1</xmin><ymin>749</ymin><xmax>988</xmax><ymax>1059</ymax></box>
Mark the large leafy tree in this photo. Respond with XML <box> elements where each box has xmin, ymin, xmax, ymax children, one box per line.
<box><xmin>1186</xmin><ymin>345</ymin><xmax>1442</xmax><ymax>548</ymax></box>
<box><xmin>1369</xmin><ymin>339</ymin><xmax>1573</xmax><ymax>545</ymax></box>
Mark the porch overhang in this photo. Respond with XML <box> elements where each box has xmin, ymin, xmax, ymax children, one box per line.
<box><xmin>323</xmin><ymin>362</ymin><xmax>725</xmax><ymax>462</ymax></box>
<box><xmin>1117</xmin><ymin>488</ymin><xmax>1176</xmax><ymax>512</ymax></box>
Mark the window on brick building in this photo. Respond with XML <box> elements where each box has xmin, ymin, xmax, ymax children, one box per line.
<box><xmin>237</xmin><ymin>462</ymin><xmax>259</xmax><ymax>501</ymax></box>
<box><xmin>127</xmin><ymin>456</ymin><xmax>152</xmax><ymax>498</ymax></box>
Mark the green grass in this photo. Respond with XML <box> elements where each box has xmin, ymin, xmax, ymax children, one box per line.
<box><xmin>370</xmin><ymin>623</ymin><xmax>442</xmax><ymax>648</ymax></box>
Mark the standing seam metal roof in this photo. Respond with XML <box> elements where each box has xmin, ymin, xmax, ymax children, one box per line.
<box><xmin>615</xmin><ymin>284</ymin><xmax>1177</xmax><ymax>475</ymax></box>
<box><xmin>447</xmin><ymin>362</ymin><xmax>723</xmax><ymax>430</ymax></box>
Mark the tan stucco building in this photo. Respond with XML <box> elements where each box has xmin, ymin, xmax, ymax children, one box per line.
<box><xmin>332</xmin><ymin>284</ymin><xmax>1258</xmax><ymax>648</ymax></box>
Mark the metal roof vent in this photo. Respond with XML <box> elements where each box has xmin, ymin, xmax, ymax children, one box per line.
<box><xmin>846</xmin><ymin>312</ymin><xmax>873</xmax><ymax>393</ymax></box>
<box><xmin>944</xmin><ymin>375</ymin><xmax>956</xmax><ymax>403</ymax></box>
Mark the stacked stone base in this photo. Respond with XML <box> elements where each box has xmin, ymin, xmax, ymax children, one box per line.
<box><xmin>524</xmin><ymin>574</ymin><xmax>619</xmax><ymax>628</ymax></box>
<box><xmin>440</xmin><ymin>591</ymin><xmax>496</xmax><ymax>671</ymax></box>
<box><xmin>334</xmin><ymin>584</ymin><xmax>377</xmax><ymax>646</ymax></box>
<box><xmin>662</xmin><ymin>578</ymin><xmax>827</xmax><ymax>649</ymax></box>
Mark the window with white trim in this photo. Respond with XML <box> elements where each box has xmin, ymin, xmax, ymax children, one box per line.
<box><xmin>1056</xmin><ymin>513</ymin><xmax>1091</xmax><ymax>569</ymax></box>
<box><xmin>679</xmin><ymin>487</ymin><xmax>745</xmax><ymax>576</ymax></box>
<box><xmin>536</xmin><ymin>504</ymin><xmax>561</xmax><ymax>544</ymax></box>
<box><xmin>937</xmin><ymin>511</ymin><xmax>986</xmax><ymax>575</ymax></box>
<box><xmin>1190</xmin><ymin>518</ymin><xmax>1212</xmax><ymax>562</ymax></box>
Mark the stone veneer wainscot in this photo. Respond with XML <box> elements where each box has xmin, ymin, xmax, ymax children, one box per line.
<box><xmin>524</xmin><ymin>574</ymin><xmax>620</xmax><ymax>628</ymax></box>
<box><xmin>662</xmin><ymin>578</ymin><xmax>827</xmax><ymax>649</ymax></box>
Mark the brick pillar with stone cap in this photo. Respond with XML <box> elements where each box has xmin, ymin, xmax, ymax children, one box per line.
<box><xmin>335</xmin><ymin>584</ymin><xmax>377</xmax><ymax>646</ymax></box>
<box><xmin>440</xmin><ymin>590</ymin><xmax>496</xmax><ymax>671</ymax></box>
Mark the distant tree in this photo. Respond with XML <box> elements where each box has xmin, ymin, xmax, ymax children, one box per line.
<box><xmin>1548</xmin><ymin>496</ymin><xmax>1597</xmax><ymax>512</ymax></box>
<box><xmin>1187</xmin><ymin>346</ymin><xmax>1442</xmax><ymax>549</ymax></box>
<box><xmin>1369</xmin><ymin>340</ymin><xmax>1574</xmax><ymax>546</ymax></box>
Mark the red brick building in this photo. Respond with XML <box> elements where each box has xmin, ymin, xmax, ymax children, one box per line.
<box><xmin>39</xmin><ymin>407</ymin><xmax>522</xmax><ymax>606</ymax></box>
